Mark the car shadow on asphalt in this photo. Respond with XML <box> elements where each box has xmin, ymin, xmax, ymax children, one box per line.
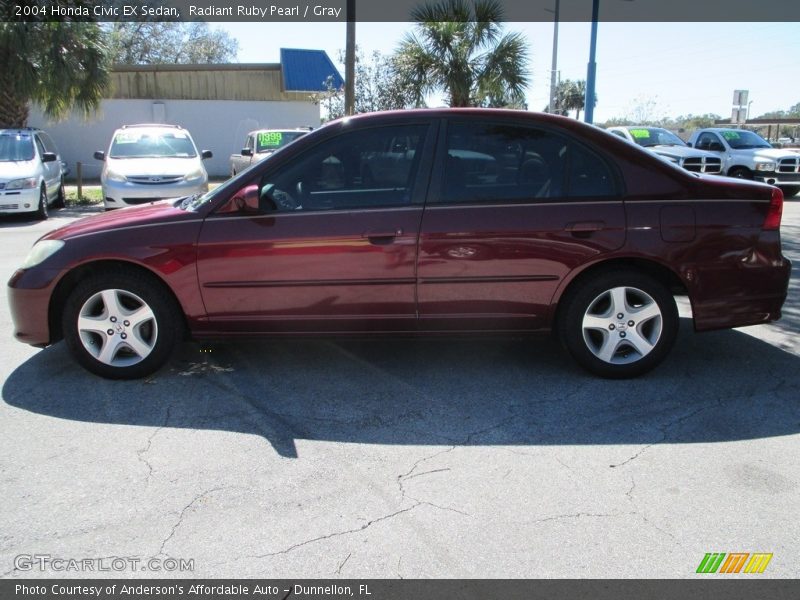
<box><xmin>3</xmin><ymin>319</ymin><xmax>799</xmax><ymax>458</ymax></box>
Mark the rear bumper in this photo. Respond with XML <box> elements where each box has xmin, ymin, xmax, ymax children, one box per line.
<box><xmin>692</xmin><ymin>256</ymin><xmax>791</xmax><ymax>331</ymax></box>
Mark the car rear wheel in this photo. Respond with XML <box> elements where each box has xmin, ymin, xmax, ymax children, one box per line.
<box><xmin>63</xmin><ymin>271</ymin><xmax>182</xmax><ymax>379</ymax></box>
<box><xmin>35</xmin><ymin>185</ymin><xmax>48</xmax><ymax>220</ymax></box>
<box><xmin>53</xmin><ymin>177</ymin><xmax>66</xmax><ymax>208</ymax></box>
<box><xmin>559</xmin><ymin>270</ymin><xmax>678</xmax><ymax>378</ymax></box>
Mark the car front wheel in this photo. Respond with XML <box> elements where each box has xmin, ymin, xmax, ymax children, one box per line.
<box><xmin>35</xmin><ymin>185</ymin><xmax>48</xmax><ymax>220</ymax></box>
<box><xmin>559</xmin><ymin>270</ymin><xmax>678</xmax><ymax>378</ymax></box>
<box><xmin>62</xmin><ymin>271</ymin><xmax>182</xmax><ymax>379</ymax></box>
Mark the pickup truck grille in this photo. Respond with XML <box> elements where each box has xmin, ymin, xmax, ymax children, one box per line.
<box><xmin>122</xmin><ymin>197</ymin><xmax>167</xmax><ymax>205</ymax></box>
<box><xmin>126</xmin><ymin>175</ymin><xmax>184</xmax><ymax>185</ymax></box>
<box><xmin>683</xmin><ymin>156</ymin><xmax>722</xmax><ymax>173</ymax></box>
<box><xmin>778</xmin><ymin>157</ymin><xmax>800</xmax><ymax>173</ymax></box>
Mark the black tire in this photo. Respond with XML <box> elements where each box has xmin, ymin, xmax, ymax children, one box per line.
<box><xmin>779</xmin><ymin>185</ymin><xmax>800</xmax><ymax>198</ymax></box>
<box><xmin>53</xmin><ymin>178</ymin><xmax>66</xmax><ymax>208</ymax></box>
<box><xmin>728</xmin><ymin>166</ymin><xmax>753</xmax><ymax>180</ymax></box>
<box><xmin>62</xmin><ymin>269</ymin><xmax>183</xmax><ymax>379</ymax></box>
<box><xmin>558</xmin><ymin>269</ymin><xmax>679</xmax><ymax>378</ymax></box>
<box><xmin>35</xmin><ymin>185</ymin><xmax>48</xmax><ymax>220</ymax></box>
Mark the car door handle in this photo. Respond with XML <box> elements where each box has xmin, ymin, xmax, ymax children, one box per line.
<box><xmin>566</xmin><ymin>221</ymin><xmax>605</xmax><ymax>234</ymax></box>
<box><xmin>362</xmin><ymin>229</ymin><xmax>403</xmax><ymax>243</ymax></box>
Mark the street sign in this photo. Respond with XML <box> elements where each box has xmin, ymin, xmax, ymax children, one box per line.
<box><xmin>733</xmin><ymin>89</ymin><xmax>749</xmax><ymax>106</ymax></box>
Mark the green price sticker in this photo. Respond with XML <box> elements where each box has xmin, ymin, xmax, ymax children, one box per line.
<box><xmin>629</xmin><ymin>129</ymin><xmax>651</xmax><ymax>139</ymax></box>
<box><xmin>258</xmin><ymin>131</ymin><xmax>284</xmax><ymax>147</ymax></box>
<box><xmin>721</xmin><ymin>131</ymin><xmax>740</xmax><ymax>140</ymax></box>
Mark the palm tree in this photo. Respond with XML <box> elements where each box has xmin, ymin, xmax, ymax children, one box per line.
<box><xmin>552</xmin><ymin>79</ymin><xmax>595</xmax><ymax>120</ymax></box>
<box><xmin>0</xmin><ymin>22</ymin><xmax>110</xmax><ymax>128</ymax></box>
<box><xmin>394</xmin><ymin>0</ymin><xmax>529</xmax><ymax>108</ymax></box>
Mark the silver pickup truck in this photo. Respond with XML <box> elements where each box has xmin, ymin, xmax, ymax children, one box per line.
<box><xmin>229</xmin><ymin>128</ymin><xmax>310</xmax><ymax>176</ymax></box>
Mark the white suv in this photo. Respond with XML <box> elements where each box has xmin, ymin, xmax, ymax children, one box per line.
<box><xmin>95</xmin><ymin>124</ymin><xmax>212</xmax><ymax>209</ymax></box>
<box><xmin>0</xmin><ymin>128</ymin><xmax>65</xmax><ymax>220</ymax></box>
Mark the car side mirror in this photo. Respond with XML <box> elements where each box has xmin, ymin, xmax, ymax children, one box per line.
<box><xmin>217</xmin><ymin>184</ymin><xmax>261</xmax><ymax>214</ymax></box>
<box><xmin>201</xmin><ymin>150</ymin><xmax>213</xmax><ymax>160</ymax></box>
<box><xmin>241</xmin><ymin>148</ymin><xmax>253</xmax><ymax>157</ymax></box>
<box><xmin>94</xmin><ymin>151</ymin><xmax>105</xmax><ymax>161</ymax></box>
<box><xmin>42</xmin><ymin>152</ymin><xmax>58</xmax><ymax>163</ymax></box>
<box><xmin>686</xmin><ymin>142</ymin><xmax>693</xmax><ymax>147</ymax></box>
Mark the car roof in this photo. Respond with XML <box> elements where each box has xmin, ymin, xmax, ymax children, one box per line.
<box><xmin>0</xmin><ymin>128</ymin><xmax>42</xmax><ymax>134</ymax></box>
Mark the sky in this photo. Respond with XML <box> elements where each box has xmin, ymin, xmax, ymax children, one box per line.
<box><xmin>211</xmin><ymin>21</ymin><xmax>800</xmax><ymax>123</ymax></box>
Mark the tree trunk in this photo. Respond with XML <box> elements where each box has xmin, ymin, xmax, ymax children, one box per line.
<box><xmin>0</xmin><ymin>48</ymin><xmax>29</xmax><ymax>128</ymax></box>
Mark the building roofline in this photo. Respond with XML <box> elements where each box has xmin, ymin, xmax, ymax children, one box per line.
<box><xmin>112</xmin><ymin>63</ymin><xmax>281</xmax><ymax>73</ymax></box>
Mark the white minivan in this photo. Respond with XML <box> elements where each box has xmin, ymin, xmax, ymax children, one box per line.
<box><xmin>94</xmin><ymin>124</ymin><xmax>213</xmax><ymax>209</ymax></box>
<box><xmin>0</xmin><ymin>128</ymin><xmax>65</xmax><ymax>220</ymax></box>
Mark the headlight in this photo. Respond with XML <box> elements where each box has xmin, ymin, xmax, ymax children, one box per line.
<box><xmin>20</xmin><ymin>240</ymin><xmax>65</xmax><ymax>269</ymax></box>
<box><xmin>184</xmin><ymin>168</ymin><xmax>204</xmax><ymax>182</ymax></box>
<box><xmin>755</xmin><ymin>162</ymin><xmax>776</xmax><ymax>172</ymax></box>
<box><xmin>5</xmin><ymin>177</ymin><xmax>38</xmax><ymax>190</ymax></box>
<box><xmin>105</xmin><ymin>169</ymin><xmax>127</xmax><ymax>182</ymax></box>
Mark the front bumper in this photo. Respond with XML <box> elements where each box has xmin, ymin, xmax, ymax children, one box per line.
<box><xmin>102</xmin><ymin>178</ymin><xmax>208</xmax><ymax>209</ymax></box>
<box><xmin>0</xmin><ymin>187</ymin><xmax>39</xmax><ymax>214</ymax></box>
<box><xmin>7</xmin><ymin>267</ymin><xmax>60</xmax><ymax>347</ymax></box>
<box><xmin>753</xmin><ymin>172</ymin><xmax>800</xmax><ymax>186</ymax></box>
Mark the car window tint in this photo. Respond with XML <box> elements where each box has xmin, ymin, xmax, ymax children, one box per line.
<box><xmin>440</xmin><ymin>121</ymin><xmax>615</xmax><ymax>204</ymax></box>
<box><xmin>38</xmin><ymin>132</ymin><xmax>57</xmax><ymax>154</ymax></box>
<box><xmin>695</xmin><ymin>133</ymin><xmax>720</xmax><ymax>150</ymax></box>
<box><xmin>34</xmin><ymin>135</ymin><xmax>47</xmax><ymax>158</ymax></box>
<box><xmin>262</xmin><ymin>125</ymin><xmax>427</xmax><ymax>212</ymax></box>
<box><xmin>245</xmin><ymin>135</ymin><xmax>254</xmax><ymax>151</ymax></box>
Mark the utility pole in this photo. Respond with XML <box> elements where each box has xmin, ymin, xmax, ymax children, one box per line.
<box><xmin>344</xmin><ymin>0</ymin><xmax>356</xmax><ymax>116</ymax></box>
<box><xmin>547</xmin><ymin>0</ymin><xmax>560</xmax><ymax>114</ymax></box>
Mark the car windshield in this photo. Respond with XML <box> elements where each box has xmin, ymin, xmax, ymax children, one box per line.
<box><xmin>627</xmin><ymin>128</ymin><xmax>686</xmax><ymax>148</ymax></box>
<box><xmin>256</xmin><ymin>131</ymin><xmax>306</xmax><ymax>153</ymax></box>
<box><xmin>719</xmin><ymin>130</ymin><xmax>772</xmax><ymax>149</ymax></box>
<box><xmin>0</xmin><ymin>133</ymin><xmax>35</xmax><ymax>161</ymax></box>
<box><xmin>109</xmin><ymin>129</ymin><xmax>198</xmax><ymax>158</ymax></box>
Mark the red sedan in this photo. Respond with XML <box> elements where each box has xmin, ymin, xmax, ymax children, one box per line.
<box><xmin>7</xmin><ymin>110</ymin><xmax>791</xmax><ymax>379</ymax></box>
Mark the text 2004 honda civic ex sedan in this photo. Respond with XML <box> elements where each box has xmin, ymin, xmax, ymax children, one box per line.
<box><xmin>8</xmin><ymin>110</ymin><xmax>791</xmax><ymax>379</ymax></box>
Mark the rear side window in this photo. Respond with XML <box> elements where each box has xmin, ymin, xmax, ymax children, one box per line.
<box><xmin>439</xmin><ymin>121</ymin><xmax>617</xmax><ymax>204</ymax></box>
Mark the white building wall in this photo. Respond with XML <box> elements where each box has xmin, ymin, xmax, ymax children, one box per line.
<box><xmin>28</xmin><ymin>99</ymin><xmax>320</xmax><ymax>178</ymax></box>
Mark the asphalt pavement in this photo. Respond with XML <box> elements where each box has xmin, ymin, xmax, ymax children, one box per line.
<box><xmin>0</xmin><ymin>201</ymin><xmax>798</xmax><ymax>578</ymax></box>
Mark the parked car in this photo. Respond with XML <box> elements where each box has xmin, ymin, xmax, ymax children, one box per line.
<box><xmin>607</xmin><ymin>126</ymin><xmax>722</xmax><ymax>174</ymax></box>
<box><xmin>94</xmin><ymin>124</ymin><xmax>213</xmax><ymax>210</ymax></box>
<box><xmin>8</xmin><ymin>109</ymin><xmax>790</xmax><ymax>380</ymax></box>
<box><xmin>229</xmin><ymin>128</ymin><xmax>310</xmax><ymax>176</ymax></box>
<box><xmin>0</xmin><ymin>128</ymin><xmax>65</xmax><ymax>219</ymax></box>
<box><xmin>687</xmin><ymin>128</ymin><xmax>800</xmax><ymax>197</ymax></box>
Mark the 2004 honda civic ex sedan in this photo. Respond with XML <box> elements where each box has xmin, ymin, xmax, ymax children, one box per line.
<box><xmin>8</xmin><ymin>110</ymin><xmax>791</xmax><ymax>379</ymax></box>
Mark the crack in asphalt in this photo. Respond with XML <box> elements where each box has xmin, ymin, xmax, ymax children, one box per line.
<box><xmin>252</xmin><ymin>504</ymin><xmax>421</xmax><ymax>558</ymax></box>
<box><xmin>532</xmin><ymin>511</ymin><xmax>636</xmax><ymax>524</ymax></box>
<box><xmin>335</xmin><ymin>552</ymin><xmax>351</xmax><ymax>575</ymax></box>
<box><xmin>609</xmin><ymin>399</ymin><xmax>723</xmax><ymax>468</ymax></box>
<box><xmin>136</xmin><ymin>405</ymin><xmax>172</xmax><ymax>483</ymax></box>
<box><xmin>157</xmin><ymin>486</ymin><xmax>228</xmax><ymax>557</ymax></box>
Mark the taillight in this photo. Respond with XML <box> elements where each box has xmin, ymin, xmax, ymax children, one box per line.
<box><xmin>763</xmin><ymin>187</ymin><xmax>783</xmax><ymax>231</ymax></box>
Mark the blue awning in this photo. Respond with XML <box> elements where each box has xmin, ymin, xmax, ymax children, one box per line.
<box><xmin>280</xmin><ymin>48</ymin><xmax>344</xmax><ymax>92</ymax></box>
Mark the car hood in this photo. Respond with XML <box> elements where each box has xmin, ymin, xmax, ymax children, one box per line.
<box><xmin>732</xmin><ymin>148</ymin><xmax>797</xmax><ymax>160</ymax></box>
<box><xmin>42</xmin><ymin>200</ymin><xmax>199</xmax><ymax>242</ymax></box>
<box><xmin>649</xmin><ymin>145</ymin><xmax>717</xmax><ymax>159</ymax></box>
<box><xmin>0</xmin><ymin>160</ymin><xmax>37</xmax><ymax>180</ymax></box>
<box><xmin>106</xmin><ymin>156</ymin><xmax>202</xmax><ymax>176</ymax></box>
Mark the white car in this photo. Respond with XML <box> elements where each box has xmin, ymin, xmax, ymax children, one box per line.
<box><xmin>95</xmin><ymin>124</ymin><xmax>212</xmax><ymax>210</ymax></box>
<box><xmin>0</xmin><ymin>128</ymin><xmax>65</xmax><ymax>219</ymax></box>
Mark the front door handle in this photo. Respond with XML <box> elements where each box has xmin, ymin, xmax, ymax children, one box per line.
<box><xmin>566</xmin><ymin>221</ymin><xmax>605</xmax><ymax>233</ymax></box>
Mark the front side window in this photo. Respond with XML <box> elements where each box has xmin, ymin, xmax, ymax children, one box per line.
<box><xmin>695</xmin><ymin>133</ymin><xmax>722</xmax><ymax>150</ymax></box>
<box><xmin>440</xmin><ymin>121</ymin><xmax>616</xmax><ymax>203</ymax></box>
<box><xmin>259</xmin><ymin>125</ymin><xmax>428</xmax><ymax>212</ymax></box>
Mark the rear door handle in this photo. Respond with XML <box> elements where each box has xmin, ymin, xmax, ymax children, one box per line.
<box><xmin>566</xmin><ymin>221</ymin><xmax>605</xmax><ymax>239</ymax></box>
<box><xmin>566</xmin><ymin>221</ymin><xmax>605</xmax><ymax>233</ymax></box>
<box><xmin>362</xmin><ymin>229</ymin><xmax>403</xmax><ymax>244</ymax></box>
